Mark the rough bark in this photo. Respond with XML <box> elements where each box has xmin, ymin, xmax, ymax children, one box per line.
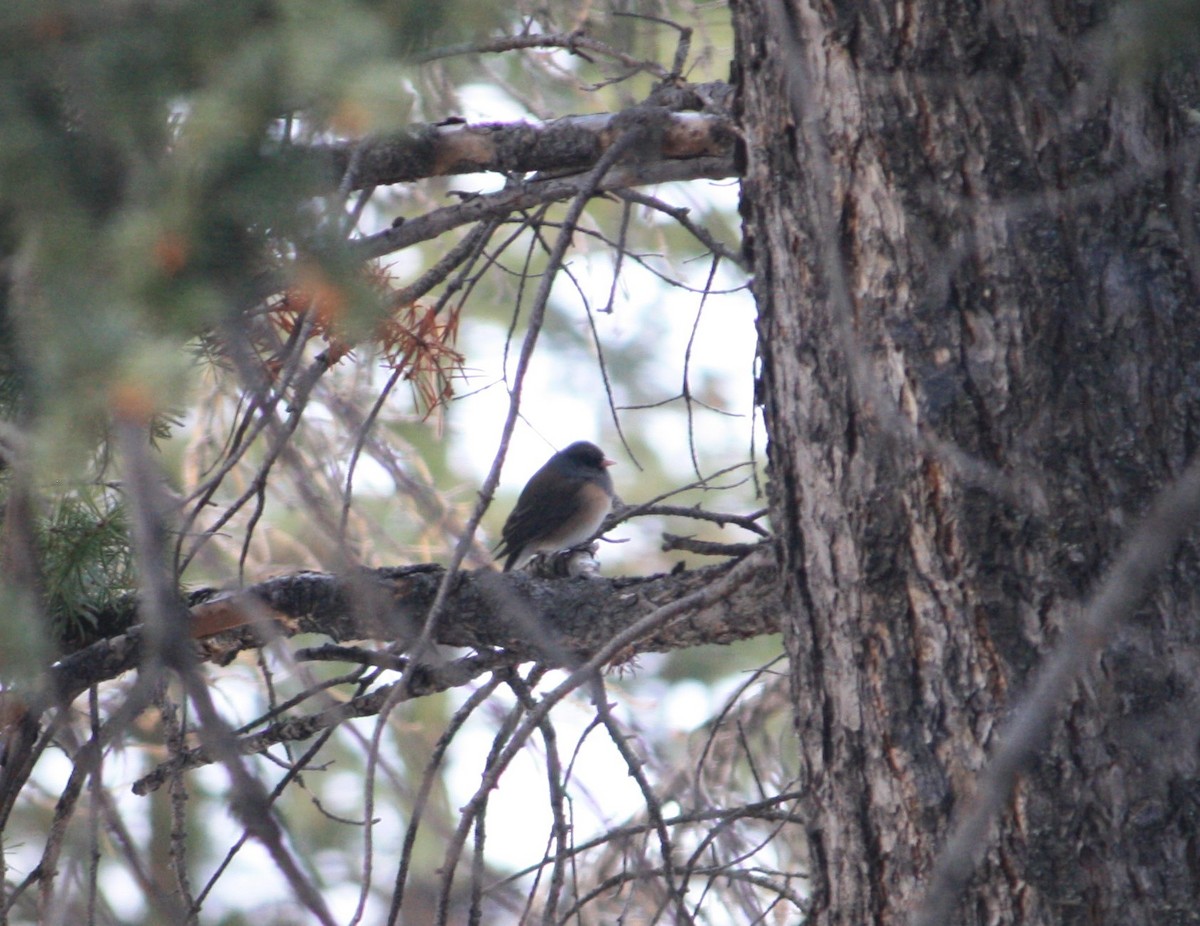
<box><xmin>732</xmin><ymin>0</ymin><xmax>1200</xmax><ymax>922</ymax></box>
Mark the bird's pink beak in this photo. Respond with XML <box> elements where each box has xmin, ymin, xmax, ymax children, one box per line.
<box><xmin>602</xmin><ymin>458</ymin><xmax>615</xmax><ymax>467</ymax></box>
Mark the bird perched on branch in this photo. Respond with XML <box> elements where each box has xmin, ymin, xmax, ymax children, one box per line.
<box><xmin>494</xmin><ymin>441</ymin><xmax>615</xmax><ymax>572</ymax></box>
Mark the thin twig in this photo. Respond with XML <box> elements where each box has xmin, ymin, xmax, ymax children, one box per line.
<box><xmin>339</xmin><ymin>220</ymin><xmax>499</xmax><ymax>542</ymax></box>
<box><xmin>606</xmin><ymin>462</ymin><xmax>756</xmax><ymax>530</ymax></box>
<box><xmin>628</xmin><ymin>503</ymin><xmax>770</xmax><ymax>535</ymax></box>
<box><xmin>385</xmin><ymin>675</ymin><xmax>506</xmax><ymax>925</ymax></box>
<box><xmin>350</xmin><ymin>157</ymin><xmax>736</xmax><ymax>263</ymax></box>
<box><xmin>133</xmin><ymin>650</ymin><xmax>513</xmax><ymax>794</ymax></box>
<box><xmin>416</xmin><ymin>31</ymin><xmax>674</xmax><ymax>81</ymax></box>
<box><xmin>157</xmin><ymin>686</ymin><xmax>199</xmax><ymax>925</ymax></box>
<box><xmin>661</xmin><ymin>536</ymin><xmax>766</xmax><ymax>557</ymax></box>
<box><xmin>190</xmin><ymin>721</ymin><xmax>348</xmax><ymax>916</ymax></box>
<box><xmin>119</xmin><ymin>419</ymin><xmax>338</xmax><ymax>926</ymax></box>
<box><xmin>435</xmin><ymin>551</ymin><xmax>768</xmax><ymax>922</ymax></box>
<box><xmin>615</xmin><ymin>189</ymin><xmax>747</xmax><ymax>271</ymax></box>
<box><xmin>589</xmin><ymin>673</ymin><xmax>694</xmax><ymax>924</ymax></box>
<box><xmin>681</xmin><ymin>256</ymin><xmax>721</xmax><ymax>479</ymax></box>
<box><xmin>85</xmin><ymin>687</ymin><xmax>101</xmax><ymax>926</ymax></box>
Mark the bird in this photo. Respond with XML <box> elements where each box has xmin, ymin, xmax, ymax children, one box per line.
<box><xmin>494</xmin><ymin>441</ymin><xmax>616</xmax><ymax>572</ymax></box>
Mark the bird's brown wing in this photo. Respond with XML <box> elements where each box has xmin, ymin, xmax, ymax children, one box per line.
<box><xmin>494</xmin><ymin>467</ymin><xmax>584</xmax><ymax>564</ymax></box>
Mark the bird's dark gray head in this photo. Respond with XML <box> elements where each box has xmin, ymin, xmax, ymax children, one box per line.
<box><xmin>560</xmin><ymin>440</ymin><xmax>610</xmax><ymax>469</ymax></box>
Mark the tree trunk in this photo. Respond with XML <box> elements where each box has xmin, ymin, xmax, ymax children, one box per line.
<box><xmin>731</xmin><ymin>0</ymin><xmax>1200</xmax><ymax>922</ymax></box>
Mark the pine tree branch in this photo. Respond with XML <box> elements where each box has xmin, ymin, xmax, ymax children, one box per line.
<box><xmin>39</xmin><ymin>551</ymin><xmax>780</xmax><ymax>721</ymax></box>
<box><xmin>303</xmin><ymin>91</ymin><xmax>739</xmax><ymax>191</ymax></box>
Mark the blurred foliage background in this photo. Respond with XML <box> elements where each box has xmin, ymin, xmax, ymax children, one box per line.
<box><xmin>0</xmin><ymin>1</ymin><xmax>791</xmax><ymax>923</ymax></box>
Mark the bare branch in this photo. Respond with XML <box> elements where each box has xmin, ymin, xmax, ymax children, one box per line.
<box><xmin>629</xmin><ymin>504</ymin><xmax>771</xmax><ymax>536</ymax></box>
<box><xmin>661</xmin><ymin>536</ymin><xmax>766</xmax><ymax>557</ymax></box>
<box><xmin>317</xmin><ymin>105</ymin><xmax>737</xmax><ymax>191</ymax></box>
<box><xmin>350</xmin><ymin>156</ymin><xmax>736</xmax><ymax>262</ymax></box>
<box><xmin>131</xmin><ymin>650</ymin><xmax>513</xmax><ymax>795</ymax></box>
<box><xmin>615</xmin><ymin>188</ymin><xmax>747</xmax><ymax>271</ymax></box>
<box><xmin>417</xmin><ymin>31</ymin><xmax>676</xmax><ymax>80</ymax></box>
<box><xmin>589</xmin><ymin>673</ymin><xmax>693</xmax><ymax>923</ymax></box>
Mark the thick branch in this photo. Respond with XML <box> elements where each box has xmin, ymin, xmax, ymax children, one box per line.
<box><xmin>129</xmin><ymin>551</ymin><xmax>778</xmax><ymax>795</ymax></box>
<box><xmin>307</xmin><ymin>98</ymin><xmax>738</xmax><ymax>191</ymax></box>
<box><xmin>47</xmin><ymin>553</ymin><xmax>780</xmax><ymax>710</ymax></box>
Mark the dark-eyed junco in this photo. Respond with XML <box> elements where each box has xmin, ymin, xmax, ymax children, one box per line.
<box><xmin>494</xmin><ymin>441</ymin><xmax>616</xmax><ymax>572</ymax></box>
